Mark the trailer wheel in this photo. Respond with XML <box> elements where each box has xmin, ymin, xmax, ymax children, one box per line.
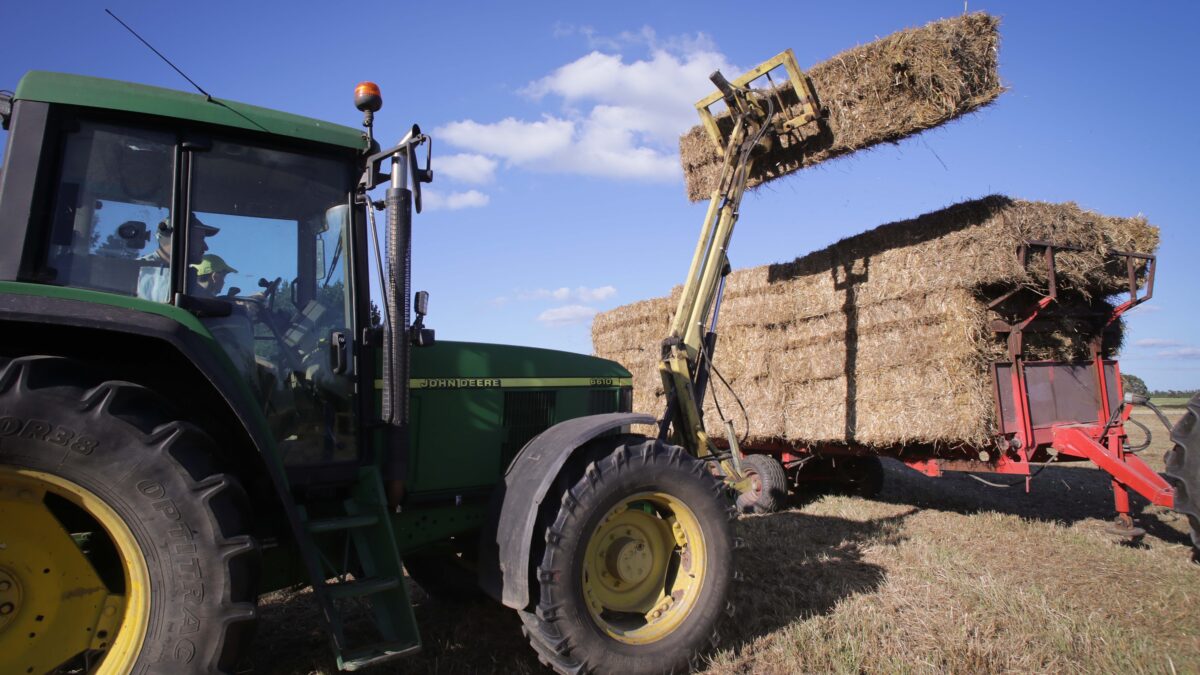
<box><xmin>1164</xmin><ymin>393</ymin><xmax>1200</xmax><ymax>551</ymax></box>
<box><xmin>841</xmin><ymin>456</ymin><xmax>885</xmax><ymax>498</ymax></box>
<box><xmin>521</xmin><ymin>437</ymin><xmax>734</xmax><ymax>675</ymax></box>
<box><xmin>735</xmin><ymin>454</ymin><xmax>788</xmax><ymax>514</ymax></box>
<box><xmin>0</xmin><ymin>356</ymin><xmax>259</xmax><ymax>674</ymax></box>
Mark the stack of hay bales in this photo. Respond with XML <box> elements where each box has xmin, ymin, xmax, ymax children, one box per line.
<box><xmin>592</xmin><ymin>196</ymin><xmax>1158</xmax><ymax>448</ymax></box>
<box><xmin>680</xmin><ymin>12</ymin><xmax>1004</xmax><ymax>202</ymax></box>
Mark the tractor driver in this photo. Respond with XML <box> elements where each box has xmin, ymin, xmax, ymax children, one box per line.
<box><xmin>136</xmin><ymin>216</ymin><xmax>219</xmax><ymax>302</ymax></box>
<box><xmin>190</xmin><ymin>255</ymin><xmax>238</xmax><ymax>298</ymax></box>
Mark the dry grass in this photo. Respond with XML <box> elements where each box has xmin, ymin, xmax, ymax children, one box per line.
<box><xmin>680</xmin><ymin>13</ymin><xmax>1004</xmax><ymax>202</ymax></box>
<box><xmin>251</xmin><ymin>410</ymin><xmax>1198</xmax><ymax>674</ymax></box>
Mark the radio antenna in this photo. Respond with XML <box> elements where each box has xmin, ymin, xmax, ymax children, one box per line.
<box><xmin>105</xmin><ymin>9</ymin><xmax>212</xmax><ymax>101</ymax></box>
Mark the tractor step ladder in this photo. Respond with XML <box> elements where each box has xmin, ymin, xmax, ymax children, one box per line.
<box><xmin>295</xmin><ymin>466</ymin><xmax>421</xmax><ymax>671</ymax></box>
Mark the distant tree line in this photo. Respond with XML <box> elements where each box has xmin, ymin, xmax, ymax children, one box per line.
<box><xmin>1123</xmin><ymin>373</ymin><xmax>1197</xmax><ymax>399</ymax></box>
<box><xmin>1149</xmin><ymin>389</ymin><xmax>1200</xmax><ymax>399</ymax></box>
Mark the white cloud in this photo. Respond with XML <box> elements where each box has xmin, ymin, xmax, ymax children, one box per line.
<box><xmin>550</xmin><ymin>25</ymin><xmax>715</xmax><ymax>59</ymax></box>
<box><xmin>437</xmin><ymin>117</ymin><xmax>574</xmax><ymax>164</ymax></box>
<box><xmin>1135</xmin><ymin>338</ymin><xmax>1183</xmax><ymax>348</ymax></box>
<box><xmin>513</xmin><ymin>285</ymin><xmax>617</xmax><ymax>303</ymax></box>
<box><xmin>1157</xmin><ymin>347</ymin><xmax>1200</xmax><ymax>360</ymax></box>
<box><xmin>437</xmin><ymin>153</ymin><xmax>498</xmax><ymax>184</ymax></box>
<box><xmin>522</xmin><ymin>46</ymin><xmax>733</xmax><ymax>143</ymax></box>
<box><xmin>577</xmin><ymin>285</ymin><xmax>616</xmax><ymax>302</ymax></box>
<box><xmin>537</xmin><ymin>304</ymin><xmax>598</xmax><ymax>327</ymax></box>
<box><xmin>422</xmin><ymin>188</ymin><xmax>489</xmax><ymax>211</ymax></box>
<box><xmin>435</xmin><ymin>32</ymin><xmax>737</xmax><ymax>182</ymax></box>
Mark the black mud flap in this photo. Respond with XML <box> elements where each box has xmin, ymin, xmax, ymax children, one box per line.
<box><xmin>1164</xmin><ymin>393</ymin><xmax>1200</xmax><ymax>548</ymax></box>
<box><xmin>476</xmin><ymin>412</ymin><xmax>654</xmax><ymax>609</ymax></box>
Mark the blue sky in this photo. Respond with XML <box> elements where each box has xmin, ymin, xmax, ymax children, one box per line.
<box><xmin>2</xmin><ymin>1</ymin><xmax>1197</xmax><ymax>390</ymax></box>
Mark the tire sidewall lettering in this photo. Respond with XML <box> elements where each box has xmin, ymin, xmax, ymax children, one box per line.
<box><xmin>136</xmin><ymin>481</ymin><xmax>208</xmax><ymax>648</ymax></box>
<box><xmin>173</xmin><ymin>638</ymin><xmax>196</xmax><ymax>663</ymax></box>
<box><xmin>0</xmin><ymin>414</ymin><xmax>97</xmax><ymax>454</ymax></box>
<box><xmin>0</xmin><ymin>416</ymin><xmax>23</xmax><ymax>436</ymax></box>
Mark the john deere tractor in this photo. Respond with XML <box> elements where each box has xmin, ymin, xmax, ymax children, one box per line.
<box><xmin>0</xmin><ymin>73</ymin><xmax>736</xmax><ymax>673</ymax></box>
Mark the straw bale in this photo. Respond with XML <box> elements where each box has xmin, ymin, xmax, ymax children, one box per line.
<box><xmin>593</xmin><ymin>197</ymin><xmax>1157</xmax><ymax>449</ymax></box>
<box><xmin>680</xmin><ymin>12</ymin><xmax>1004</xmax><ymax>201</ymax></box>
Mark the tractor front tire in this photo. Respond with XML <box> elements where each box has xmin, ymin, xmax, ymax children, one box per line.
<box><xmin>735</xmin><ymin>454</ymin><xmax>788</xmax><ymax>514</ymax></box>
<box><xmin>521</xmin><ymin>437</ymin><xmax>734</xmax><ymax>675</ymax></box>
<box><xmin>0</xmin><ymin>356</ymin><xmax>259</xmax><ymax>674</ymax></box>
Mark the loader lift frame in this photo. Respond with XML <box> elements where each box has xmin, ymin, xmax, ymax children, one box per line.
<box><xmin>657</xmin><ymin>50</ymin><xmax>824</xmax><ymax>483</ymax></box>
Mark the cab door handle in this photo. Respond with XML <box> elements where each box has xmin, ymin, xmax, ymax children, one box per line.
<box><xmin>329</xmin><ymin>331</ymin><xmax>348</xmax><ymax>374</ymax></box>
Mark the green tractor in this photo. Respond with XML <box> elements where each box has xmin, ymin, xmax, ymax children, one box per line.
<box><xmin>0</xmin><ymin>73</ymin><xmax>735</xmax><ymax>673</ymax></box>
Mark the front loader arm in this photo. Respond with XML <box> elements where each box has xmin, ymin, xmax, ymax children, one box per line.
<box><xmin>658</xmin><ymin>52</ymin><xmax>824</xmax><ymax>482</ymax></box>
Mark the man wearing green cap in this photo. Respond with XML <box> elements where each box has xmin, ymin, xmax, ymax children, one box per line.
<box><xmin>191</xmin><ymin>255</ymin><xmax>238</xmax><ymax>297</ymax></box>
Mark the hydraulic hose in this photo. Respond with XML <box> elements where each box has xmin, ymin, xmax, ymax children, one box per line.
<box><xmin>385</xmin><ymin>185</ymin><xmax>412</xmax><ymax>426</ymax></box>
<box><xmin>381</xmin><ymin>185</ymin><xmax>412</xmax><ymax>484</ymax></box>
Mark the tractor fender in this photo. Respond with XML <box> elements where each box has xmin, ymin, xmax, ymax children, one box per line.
<box><xmin>479</xmin><ymin>411</ymin><xmax>655</xmax><ymax>609</ymax></box>
<box><xmin>0</xmin><ymin>291</ymin><xmax>274</xmax><ymax>461</ymax></box>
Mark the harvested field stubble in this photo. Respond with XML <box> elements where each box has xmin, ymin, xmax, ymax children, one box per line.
<box><xmin>592</xmin><ymin>196</ymin><xmax>1159</xmax><ymax>448</ymax></box>
<box><xmin>680</xmin><ymin>12</ymin><xmax>1004</xmax><ymax>202</ymax></box>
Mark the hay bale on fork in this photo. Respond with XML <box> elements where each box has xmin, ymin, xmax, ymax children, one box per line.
<box><xmin>680</xmin><ymin>12</ymin><xmax>1004</xmax><ymax>202</ymax></box>
<box><xmin>591</xmin><ymin>196</ymin><xmax>1158</xmax><ymax>449</ymax></box>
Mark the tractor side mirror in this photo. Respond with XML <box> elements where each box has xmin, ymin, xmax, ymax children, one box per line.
<box><xmin>414</xmin><ymin>290</ymin><xmax>429</xmax><ymax>317</ymax></box>
<box><xmin>411</xmin><ymin>290</ymin><xmax>434</xmax><ymax>346</ymax></box>
<box><xmin>117</xmin><ymin>220</ymin><xmax>150</xmax><ymax>248</ymax></box>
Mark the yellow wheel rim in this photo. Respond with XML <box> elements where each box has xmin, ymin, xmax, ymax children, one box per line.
<box><xmin>581</xmin><ymin>491</ymin><xmax>707</xmax><ymax>645</ymax></box>
<box><xmin>0</xmin><ymin>468</ymin><xmax>150</xmax><ymax>674</ymax></box>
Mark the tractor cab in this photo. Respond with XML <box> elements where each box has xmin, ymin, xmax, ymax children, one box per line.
<box><xmin>0</xmin><ymin>72</ymin><xmax>369</xmax><ymax>476</ymax></box>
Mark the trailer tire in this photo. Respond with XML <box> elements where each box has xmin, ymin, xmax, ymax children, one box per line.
<box><xmin>0</xmin><ymin>355</ymin><xmax>259</xmax><ymax>675</ymax></box>
<box><xmin>841</xmin><ymin>456</ymin><xmax>884</xmax><ymax>498</ymax></box>
<box><xmin>735</xmin><ymin>454</ymin><xmax>788</xmax><ymax>514</ymax></box>
<box><xmin>1164</xmin><ymin>393</ymin><xmax>1200</xmax><ymax>552</ymax></box>
<box><xmin>520</xmin><ymin>437</ymin><xmax>734</xmax><ymax>675</ymax></box>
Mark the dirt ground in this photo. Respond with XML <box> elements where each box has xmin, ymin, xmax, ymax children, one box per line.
<box><xmin>251</xmin><ymin>408</ymin><xmax>1198</xmax><ymax>674</ymax></box>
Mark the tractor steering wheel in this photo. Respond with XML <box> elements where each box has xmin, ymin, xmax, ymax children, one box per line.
<box><xmin>258</xmin><ymin>276</ymin><xmax>283</xmax><ymax>310</ymax></box>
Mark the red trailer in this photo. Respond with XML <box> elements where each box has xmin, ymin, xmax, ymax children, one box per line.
<box><xmin>731</xmin><ymin>243</ymin><xmax>1199</xmax><ymax>544</ymax></box>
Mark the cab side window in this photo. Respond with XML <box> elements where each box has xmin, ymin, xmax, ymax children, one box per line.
<box><xmin>43</xmin><ymin>121</ymin><xmax>174</xmax><ymax>299</ymax></box>
<box><xmin>188</xmin><ymin>139</ymin><xmax>359</xmax><ymax>465</ymax></box>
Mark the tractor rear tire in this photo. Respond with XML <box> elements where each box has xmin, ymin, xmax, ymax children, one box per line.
<box><xmin>735</xmin><ymin>454</ymin><xmax>788</xmax><ymax>514</ymax></box>
<box><xmin>520</xmin><ymin>437</ymin><xmax>734</xmax><ymax>675</ymax></box>
<box><xmin>1164</xmin><ymin>393</ymin><xmax>1200</xmax><ymax>552</ymax></box>
<box><xmin>0</xmin><ymin>356</ymin><xmax>259</xmax><ymax>674</ymax></box>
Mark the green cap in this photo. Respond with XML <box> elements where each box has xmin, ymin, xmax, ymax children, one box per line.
<box><xmin>191</xmin><ymin>254</ymin><xmax>238</xmax><ymax>276</ymax></box>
